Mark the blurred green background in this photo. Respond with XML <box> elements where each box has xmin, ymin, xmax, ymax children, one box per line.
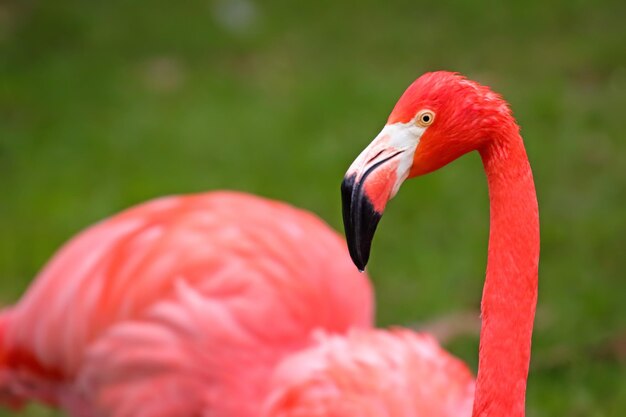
<box><xmin>1</xmin><ymin>0</ymin><xmax>625</xmax><ymax>415</ymax></box>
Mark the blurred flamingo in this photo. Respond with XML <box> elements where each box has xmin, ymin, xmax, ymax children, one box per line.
<box><xmin>341</xmin><ymin>71</ymin><xmax>539</xmax><ymax>416</ymax></box>
<box><xmin>0</xmin><ymin>188</ymin><xmax>474</xmax><ymax>417</ymax></box>
<box><xmin>0</xmin><ymin>192</ymin><xmax>374</xmax><ymax>416</ymax></box>
<box><xmin>0</xmin><ymin>191</ymin><xmax>473</xmax><ymax>417</ymax></box>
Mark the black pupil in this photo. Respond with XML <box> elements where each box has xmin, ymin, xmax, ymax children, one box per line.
<box><xmin>422</xmin><ymin>114</ymin><xmax>430</xmax><ymax>122</ymax></box>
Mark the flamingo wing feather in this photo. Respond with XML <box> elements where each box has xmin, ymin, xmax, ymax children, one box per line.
<box><xmin>0</xmin><ymin>192</ymin><xmax>373</xmax><ymax>416</ymax></box>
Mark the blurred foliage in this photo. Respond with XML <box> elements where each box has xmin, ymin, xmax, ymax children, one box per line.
<box><xmin>1</xmin><ymin>0</ymin><xmax>625</xmax><ymax>416</ymax></box>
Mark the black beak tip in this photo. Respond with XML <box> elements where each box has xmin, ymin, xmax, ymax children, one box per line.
<box><xmin>341</xmin><ymin>174</ymin><xmax>382</xmax><ymax>272</ymax></box>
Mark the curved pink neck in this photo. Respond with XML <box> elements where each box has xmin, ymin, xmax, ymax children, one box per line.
<box><xmin>473</xmin><ymin>130</ymin><xmax>539</xmax><ymax>417</ymax></box>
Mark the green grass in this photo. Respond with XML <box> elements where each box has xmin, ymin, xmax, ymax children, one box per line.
<box><xmin>1</xmin><ymin>0</ymin><xmax>626</xmax><ymax>415</ymax></box>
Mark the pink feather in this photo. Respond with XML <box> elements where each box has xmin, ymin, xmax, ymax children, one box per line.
<box><xmin>0</xmin><ymin>192</ymin><xmax>373</xmax><ymax>416</ymax></box>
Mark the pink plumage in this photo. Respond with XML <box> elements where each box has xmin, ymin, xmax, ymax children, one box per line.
<box><xmin>264</xmin><ymin>329</ymin><xmax>474</xmax><ymax>417</ymax></box>
<box><xmin>0</xmin><ymin>191</ymin><xmax>373</xmax><ymax>416</ymax></box>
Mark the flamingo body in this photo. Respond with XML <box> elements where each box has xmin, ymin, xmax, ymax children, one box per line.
<box><xmin>0</xmin><ymin>191</ymin><xmax>373</xmax><ymax>416</ymax></box>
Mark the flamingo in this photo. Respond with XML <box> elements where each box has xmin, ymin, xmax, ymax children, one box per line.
<box><xmin>341</xmin><ymin>71</ymin><xmax>539</xmax><ymax>416</ymax></box>
<box><xmin>0</xmin><ymin>191</ymin><xmax>374</xmax><ymax>416</ymax></box>
<box><xmin>0</xmin><ymin>190</ymin><xmax>474</xmax><ymax>417</ymax></box>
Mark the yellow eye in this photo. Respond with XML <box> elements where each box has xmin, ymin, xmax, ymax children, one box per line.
<box><xmin>416</xmin><ymin>110</ymin><xmax>435</xmax><ymax>127</ymax></box>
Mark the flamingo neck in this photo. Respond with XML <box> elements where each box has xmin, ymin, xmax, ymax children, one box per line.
<box><xmin>473</xmin><ymin>129</ymin><xmax>539</xmax><ymax>417</ymax></box>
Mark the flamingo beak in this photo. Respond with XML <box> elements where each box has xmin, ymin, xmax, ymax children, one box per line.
<box><xmin>341</xmin><ymin>123</ymin><xmax>419</xmax><ymax>271</ymax></box>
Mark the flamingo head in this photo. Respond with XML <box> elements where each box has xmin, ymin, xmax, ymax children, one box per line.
<box><xmin>342</xmin><ymin>71</ymin><xmax>514</xmax><ymax>270</ymax></box>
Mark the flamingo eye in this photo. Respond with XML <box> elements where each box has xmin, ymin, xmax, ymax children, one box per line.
<box><xmin>416</xmin><ymin>110</ymin><xmax>435</xmax><ymax>127</ymax></box>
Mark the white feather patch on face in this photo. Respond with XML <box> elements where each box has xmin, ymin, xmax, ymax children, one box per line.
<box><xmin>345</xmin><ymin>119</ymin><xmax>428</xmax><ymax>201</ymax></box>
<box><xmin>378</xmin><ymin>122</ymin><xmax>426</xmax><ymax>198</ymax></box>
